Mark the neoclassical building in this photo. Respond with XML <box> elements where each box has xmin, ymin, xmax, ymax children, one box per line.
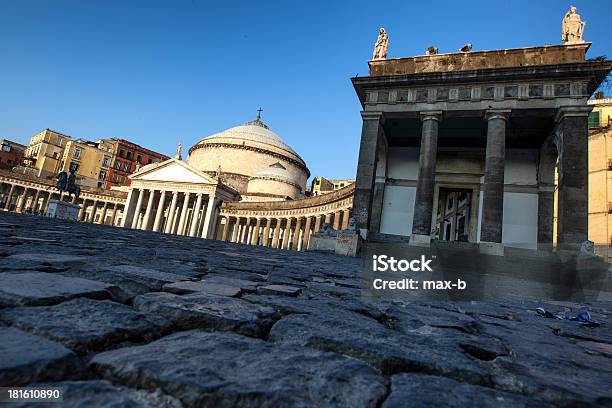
<box><xmin>352</xmin><ymin>41</ymin><xmax>612</xmax><ymax>249</ymax></box>
<box><xmin>118</xmin><ymin>115</ymin><xmax>353</xmax><ymax>249</ymax></box>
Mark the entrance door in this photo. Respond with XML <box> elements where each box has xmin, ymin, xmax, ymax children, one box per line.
<box><xmin>435</xmin><ymin>188</ymin><xmax>471</xmax><ymax>242</ymax></box>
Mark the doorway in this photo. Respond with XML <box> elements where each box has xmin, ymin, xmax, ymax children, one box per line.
<box><xmin>435</xmin><ymin>188</ymin><xmax>472</xmax><ymax>242</ymax></box>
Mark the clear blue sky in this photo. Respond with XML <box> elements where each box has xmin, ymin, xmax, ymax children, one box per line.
<box><xmin>0</xmin><ymin>1</ymin><xmax>609</xmax><ymax>181</ymax></box>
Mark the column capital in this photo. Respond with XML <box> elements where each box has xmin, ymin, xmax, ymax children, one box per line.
<box><xmin>420</xmin><ymin>110</ymin><xmax>443</xmax><ymax>122</ymax></box>
<box><xmin>555</xmin><ymin>105</ymin><xmax>592</xmax><ymax>122</ymax></box>
<box><xmin>485</xmin><ymin>109</ymin><xmax>511</xmax><ymax>121</ymax></box>
<box><xmin>360</xmin><ymin>111</ymin><xmax>385</xmax><ymax>124</ymax></box>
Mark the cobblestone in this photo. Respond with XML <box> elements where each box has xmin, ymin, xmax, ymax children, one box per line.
<box><xmin>0</xmin><ymin>212</ymin><xmax>611</xmax><ymax>407</ymax></box>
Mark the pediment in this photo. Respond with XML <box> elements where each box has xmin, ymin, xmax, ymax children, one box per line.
<box><xmin>131</xmin><ymin>159</ymin><xmax>217</xmax><ymax>184</ymax></box>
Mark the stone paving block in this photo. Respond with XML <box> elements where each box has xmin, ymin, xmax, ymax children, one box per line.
<box><xmin>0</xmin><ymin>327</ymin><xmax>82</xmax><ymax>387</ymax></box>
<box><xmin>134</xmin><ymin>292</ymin><xmax>278</xmax><ymax>338</ymax></box>
<box><xmin>268</xmin><ymin>309</ymin><xmax>493</xmax><ymax>385</ymax></box>
<box><xmin>90</xmin><ymin>330</ymin><xmax>388</xmax><ymax>407</ymax></box>
<box><xmin>382</xmin><ymin>373</ymin><xmax>553</xmax><ymax>408</ymax></box>
<box><xmin>105</xmin><ymin>265</ymin><xmax>194</xmax><ymax>289</ymax></box>
<box><xmin>9</xmin><ymin>380</ymin><xmax>183</xmax><ymax>408</ymax></box>
<box><xmin>257</xmin><ymin>284</ymin><xmax>302</xmax><ymax>297</ymax></box>
<box><xmin>201</xmin><ymin>276</ymin><xmax>260</xmax><ymax>292</ymax></box>
<box><xmin>0</xmin><ymin>298</ymin><xmax>171</xmax><ymax>355</ymax></box>
<box><xmin>0</xmin><ymin>272</ymin><xmax>115</xmax><ymax>307</ymax></box>
<box><xmin>2</xmin><ymin>253</ymin><xmax>89</xmax><ymax>272</ymax></box>
<box><xmin>163</xmin><ymin>281</ymin><xmax>242</xmax><ymax>297</ymax></box>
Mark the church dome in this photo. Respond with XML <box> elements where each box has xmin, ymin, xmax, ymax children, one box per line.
<box><xmin>187</xmin><ymin>114</ymin><xmax>309</xmax><ymax>198</ymax></box>
<box><xmin>246</xmin><ymin>162</ymin><xmax>303</xmax><ymax>200</ymax></box>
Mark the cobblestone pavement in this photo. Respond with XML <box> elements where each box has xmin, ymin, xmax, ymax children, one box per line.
<box><xmin>1</xmin><ymin>212</ymin><xmax>612</xmax><ymax>407</ymax></box>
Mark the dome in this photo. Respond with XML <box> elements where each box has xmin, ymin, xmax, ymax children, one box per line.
<box><xmin>191</xmin><ymin>117</ymin><xmax>306</xmax><ymax>166</ymax></box>
<box><xmin>252</xmin><ymin>162</ymin><xmax>297</xmax><ymax>184</ymax></box>
<box><xmin>186</xmin><ymin>115</ymin><xmax>310</xmax><ymax>198</ymax></box>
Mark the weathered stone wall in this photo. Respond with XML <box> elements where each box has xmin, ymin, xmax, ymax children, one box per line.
<box><xmin>369</xmin><ymin>43</ymin><xmax>590</xmax><ymax>76</ymax></box>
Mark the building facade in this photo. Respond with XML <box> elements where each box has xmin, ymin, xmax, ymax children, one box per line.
<box><xmin>588</xmin><ymin>98</ymin><xmax>612</xmax><ymax>250</ymax></box>
<box><xmin>104</xmin><ymin>139</ymin><xmax>169</xmax><ymax>190</ymax></box>
<box><xmin>310</xmin><ymin>176</ymin><xmax>355</xmax><ymax>196</ymax></box>
<box><xmin>23</xmin><ymin>129</ymin><xmax>71</xmax><ymax>178</ymax></box>
<box><xmin>58</xmin><ymin>139</ymin><xmax>115</xmax><ymax>188</ymax></box>
<box><xmin>0</xmin><ymin>139</ymin><xmax>26</xmax><ymax>170</ymax></box>
<box><xmin>352</xmin><ymin>42</ymin><xmax>611</xmax><ymax>249</ymax></box>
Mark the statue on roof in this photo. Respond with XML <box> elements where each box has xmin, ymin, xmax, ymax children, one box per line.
<box><xmin>562</xmin><ymin>6</ymin><xmax>585</xmax><ymax>44</ymax></box>
<box><xmin>176</xmin><ymin>143</ymin><xmax>182</xmax><ymax>160</ymax></box>
<box><xmin>372</xmin><ymin>28</ymin><xmax>388</xmax><ymax>60</ymax></box>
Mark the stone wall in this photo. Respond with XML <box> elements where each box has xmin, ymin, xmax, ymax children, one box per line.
<box><xmin>368</xmin><ymin>43</ymin><xmax>590</xmax><ymax>76</ymax></box>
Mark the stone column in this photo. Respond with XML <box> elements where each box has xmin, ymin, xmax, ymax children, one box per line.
<box><xmin>141</xmin><ymin>190</ymin><xmax>156</xmax><ymax>231</ymax></box>
<box><xmin>188</xmin><ymin>193</ymin><xmax>203</xmax><ymax>237</ymax></box>
<box><xmin>341</xmin><ymin>209</ymin><xmax>351</xmax><ymax>230</ymax></box>
<box><xmin>78</xmin><ymin>199</ymin><xmax>87</xmax><ymax>221</ymax></box>
<box><xmin>262</xmin><ymin>219</ymin><xmax>271</xmax><ymax>247</ymax></box>
<box><xmin>314</xmin><ymin>214</ymin><xmax>322</xmax><ymax>234</ymax></box>
<box><xmin>555</xmin><ymin>106</ymin><xmax>591</xmax><ymax>244</ymax></box>
<box><xmin>30</xmin><ymin>189</ymin><xmax>41</xmax><ymax>213</ymax></box>
<box><xmin>302</xmin><ymin>216</ymin><xmax>313</xmax><ymax>251</ymax></box>
<box><xmin>251</xmin><ymin>218</ymin><xmax>262</xmax><ymax>245</ymax></box>
<box><xmin>111</xmin><ymin>203</ymin><xmax>119</xmax><ymax>226</ymax></box>
<box><xmin>153</xmin><ymin>190</ymin><xmax>167</xmax><ymax>232</ymax></box>
<box><xmin>332</xmin><ymin>211</ymin><xmax>341</xmax><ymax>230</ymax></box>
<box><xmin>537</xmin><ymin>138</ymin><xmax>557</xmax><ymax>248</ymax></box>
<box><xmin>231</xmin><ymin>217</ymin><xmax>240</xmax><ymax>243</ymax></box>
<box><xmin>177</xmin><ymin>192</ymin><xmax>191</xmax><ymax>235</ymax></box>
<box><xmin>120</xmin><ymin>189</ymin><xmax>136</xmax><ymax>228</ymax></box>
<box><xmin>165</xmin><ymin>191</ymin><xmax>179</xmax><ymax>234</ymax></box>
<box><xmin>130</xmin><ymin>190</ymin><xmax>144</xmax><ymax>229</ymax></box>
<box><xmin>272</xmin><ymin>218</ymin><xmax>281</xmax><ymax>248</ymax></box>
<box><xmin>292</xmin><ymin>217</ymin><xmax>302</xmax><ymax>250</ymax></box>
<box><xmin>221</xmin><ymin>216</ymin><xmax>230</xmax><ymax>241</ymax></box>
<box><xmin>100</xmin><ymin>202</ymin><xmax>109</xmax><ymax>225</ymax></box>
<box><xmin>411</xmin><ymin>111</ymin><xmax>442</xmax><ymax>245</ymax></box>
<box><xmin>201</xmin><ymin>196</ymin><xmax>217</xmax><ymax>239</ymax></box>
<box><xmin>281</xmin><ymin>218</ymin><xmax>291</xmax><ymax>250</ymax></box>
<box><xmin>89</xmin><ymin>200</ymin><xmax>100</xmax><ymax>223</ymax></box>
<box><xmin>480</xmin><ymin>110</ymin><xmax>510</xmax><ymax>244</ymax></box>
<box><xmin>4</xmin><ymin>184</ymin><xmax>15</xmax><ymax>210</ymax></box>
<box><xmin>16</xmin><ymin>188</ymin><xmax>29</xmax><ymax>212</ymax></box>
<box><xmin>353</xmin><ymin>111</ymin><xmax>385</xmax><ymax>235</ymax></box>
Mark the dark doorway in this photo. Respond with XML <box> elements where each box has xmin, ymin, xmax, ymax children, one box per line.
<box><xmin>435</xmin><ymin>188</ymin><xmax>472</xmax><ymax>242</ymax></box>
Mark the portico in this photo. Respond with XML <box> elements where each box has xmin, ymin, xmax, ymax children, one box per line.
<box><xmin>121</xmin><ymin>158</ymin><xmax>237</xmax><ymax>239</ymax></box>
<box><xmin>352</xmin><ymin>43</ymin><xmax>612</xmax><ymax>248</ymax></box>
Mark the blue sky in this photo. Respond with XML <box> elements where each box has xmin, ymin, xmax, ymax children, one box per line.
<box><xmin>0</xmin><ymin>1</ymin><xmax>609</xmax><ymax>181</ymax></box>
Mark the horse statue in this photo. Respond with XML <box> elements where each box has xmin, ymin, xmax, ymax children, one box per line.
<box><xmin>55</xmin><ymin>169</ymin><xmax>80</xmax><ymax>201</ymax></box>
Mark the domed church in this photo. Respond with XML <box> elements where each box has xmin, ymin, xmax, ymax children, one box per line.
<box><xmin>120</xmin><ymin>113</ymin><xmax>317</xmax><ymax>239</ymax></box>
<box><xmin>187</xmin><ymin>114</ymin><xmax>310</xmax><ymax>201</ymax></box>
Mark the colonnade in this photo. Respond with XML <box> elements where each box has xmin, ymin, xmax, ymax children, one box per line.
<box><xmin>218</xmin><ymin>208</ymin><xmax>351</xmax><ymax>251</ymax></box>
<box><xmin>0</xmin><ymin>179</ymin><xmax>125</xmax><ymax>226</ymax></box>
<box><xmin>121</xmin><ymin>188</ymin><xmax>219</xmax><ymax>239</ymax></box>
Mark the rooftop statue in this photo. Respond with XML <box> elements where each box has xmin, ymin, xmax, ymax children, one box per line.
<box><xmin>176</xmin><ymin>143</ymin><xmax>182</xmax><ymax>160</ymax></box>
<box><xmin>562</xmin><ymin>6</ymin><xmax>585</xmax><ymax>44</ymax></box>
<box><xmin>372</xmin><ymin>28</ymin><xmax>388</xmax><ymax>60</ymax></box>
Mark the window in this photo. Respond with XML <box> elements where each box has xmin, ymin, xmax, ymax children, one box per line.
<box><xmin>136</xmin><ymin>154</ymin><xmax>142</xmax><ymax>163</ymax></box>
<box><xmin>126</xmin><ymin>151</ymin><xmax>132</xmax><ymax>160</ymax></box>
<box><xmin>102</xmin><ymin>156</ymin><xmax>110</xmax><ymax>167</ymax></box>
<box><xmin>123</xmin><ymin>163</ymin><xmax>130</xmax><ymax>171</ymax></box>
<box><xmin>119</xmin><ymin>148</ymin><xmax>125</xmax><ymax>157</ymax></box>
<box><xmin>73</xmin><ymin>147</ymin><xmax>82</xmax><ymax>159</ymax></box>
<box><xmin>98</xmin><ymin>170</ymin><xmax>106</xmax><ymax>181</ymax></box>
<box><xmin>70</xmin><ymin>161</ymin><xmax>79</xmax><ymax>172</ymax></box>
<box><xmin>1</xmin><ymin>144</ymin><xmax>10</xmax><ymax>152</ymax></box>
<box><xmin>56</xmin><ymin>137</ymin><xmax>64</xmax><ymax>147</ymax></box>
<box><xmin>588</xmin><ymin>111</ymin><xmax>601</xmax><ymax>128</ymax></box>
<box><xmin>147</xmin><ymin>158</ymin><xmax>152</xmax><ymax>164</ymax></box>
